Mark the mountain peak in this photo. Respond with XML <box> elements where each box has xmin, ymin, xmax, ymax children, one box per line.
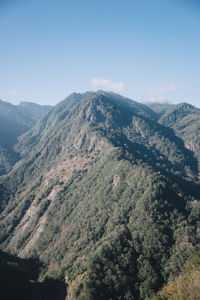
<box><xmin>1</xmin><ymin>92</ymin><xmax>200</xmax><ymax>299</ymax></box>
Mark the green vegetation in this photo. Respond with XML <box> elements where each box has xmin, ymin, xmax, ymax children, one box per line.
<box><xmin>0</xmin><ymin>92</ymin><xmax>200</xmax><ymax>299</ymax></box>
<box><xmin>150</xmin><ymin>250</ymin><xmax>200</xmax><ymax>300</ymax></box>
<box><xmin>0</xmin><ymin>99</ymin><xmax>51</xmax><ymax>175</ymax></box>
<box><xmin>74</xmin><ymin>226</ymin><xmax>139</xmax><ymax>299</ymax></box>
<box><xmin>151</xmin><ymin>102</ymin><xmax>200</xmax><ymax>171</ymax></box>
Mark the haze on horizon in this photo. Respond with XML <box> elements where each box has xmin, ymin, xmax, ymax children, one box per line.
<box><xmin>0</xmin><ymin>0</ymin><xmax>199</xmax><ymax>108</ymax></box>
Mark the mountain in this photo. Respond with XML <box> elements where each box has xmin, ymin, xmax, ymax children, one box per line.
<box><xmin>0</xmin><ymin>99</ymin><xmax>52</xmax><ymax>175</ymax></box>
<box><xmin>0</xmin><ymin>91</ymin><xmax>200</xmax><ymax>299</ymax></box>
<box><xmin>150</xmin><ymin>102</ymin><xmax>200</xmax><ymax>173</ymax></box>
<box><xmin>0</xmin><ymin>250</ymin><xmax>66</xmax><ymax>300</ymax></box>
<box><xmin>150</xmin><ymin>250</ymin><xmax>200</xmax><ymax>300</ymax></box>
<box><xmin>157</xmin><ymin>103</ymin><xmax>200</xmax><ymax>170</ymax></box>
<box><xmin>146</xmin><ymin>103</ymin><xmax>173</xmax><ymax>118</ymax></box>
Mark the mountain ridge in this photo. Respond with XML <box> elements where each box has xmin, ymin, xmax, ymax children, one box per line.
<box><xmin>0</xmin><ymin>99</ymin><xmax>52</xmax><ymax>175</ymax></box>
<box><xmin>0</xmin><ymin>91</ymin><xmax>200</xmax><ymax>299</ymax></box>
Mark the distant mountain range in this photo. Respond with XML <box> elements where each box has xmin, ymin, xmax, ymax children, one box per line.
<box><xmin>0</xmin><ymin>91</ymin><xmax>200</xmax><ymax>299</ymax></box>
<box><xmin>0</xmin><ymin>99</ymin><xmax>52</xmax><ymax>175</ymax></box>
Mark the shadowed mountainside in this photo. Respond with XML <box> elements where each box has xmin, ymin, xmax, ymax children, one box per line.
<box><xmin>0</xmin><ymin>99</ymin><xmax>52</xmax><ymax>175</ymax></box>
<box><xmin>0</xmin><ymin>250</ymin><xmax>66</xmax><ymax>300</ymax></box>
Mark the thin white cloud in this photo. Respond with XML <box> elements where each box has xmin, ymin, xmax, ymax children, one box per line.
<box><xmin>144</xmin><ymin>83</ymin><xmax>178</xmax><ymax>103</ymax></box>
<box><xmin>145</xmin><ymin>96</ymin><xmax>169</xmax><ymax>104</ymax></box>
<box><xmin>91</xmin><ymin>78</ymin><xmax>124</xmax><ymax>93</ymax></box>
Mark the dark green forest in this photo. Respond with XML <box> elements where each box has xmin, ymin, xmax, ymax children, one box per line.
<box><xmin>0</xmin><ymin>91</ymin><xmax>200</xmax><ymax>299</ymax></box>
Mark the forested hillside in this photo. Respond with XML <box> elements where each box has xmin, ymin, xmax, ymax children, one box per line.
<box><xmin>158</xmin><ymin>103</ymin><xmax>200</xmax><ymax>170</ymax></box>
<box><xmin>0</xmin><ymin>99</ymin><xmax>51</xmax><ymax>175</ymax></box>
<box><xmin>150</xmin><ymin>250</ymin><xmax>200</xmax><ymax>300</ymax></box>
<box><xmin>0</xmin><ymin>91</ymin><xmax>200</xmax><ymax>299</ymax></box>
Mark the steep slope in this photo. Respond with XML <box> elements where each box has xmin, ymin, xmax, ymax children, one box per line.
<box><xmin>150</xmin><ymin>250</ymin><xmax>200</xmax><ymax>300</ymax></box>
<box><xmin>157</xmin><ymin>103</ymin><xmax>200</xmax><ymax>172</ymax></box>
<box><xmin>0</xmin><ymin>92</ymin><xmax>200</xmax><ymax>299</ymax></box>
<box><xmin>0</xmin><ymin>99</ymin><xmax>52</xmax><ymax>175</ymax></box>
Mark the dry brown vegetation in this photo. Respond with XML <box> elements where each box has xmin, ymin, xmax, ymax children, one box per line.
<box><xmin>150</xmin><ymin>251</ymin><xmax>200</xmax><ymax>300</ymax></box>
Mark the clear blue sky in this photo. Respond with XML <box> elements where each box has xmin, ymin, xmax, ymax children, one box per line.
<box><xmin>0</xmin><ymin>0</ymin><xmax>200</xmax><ymax>107</ymax></box>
